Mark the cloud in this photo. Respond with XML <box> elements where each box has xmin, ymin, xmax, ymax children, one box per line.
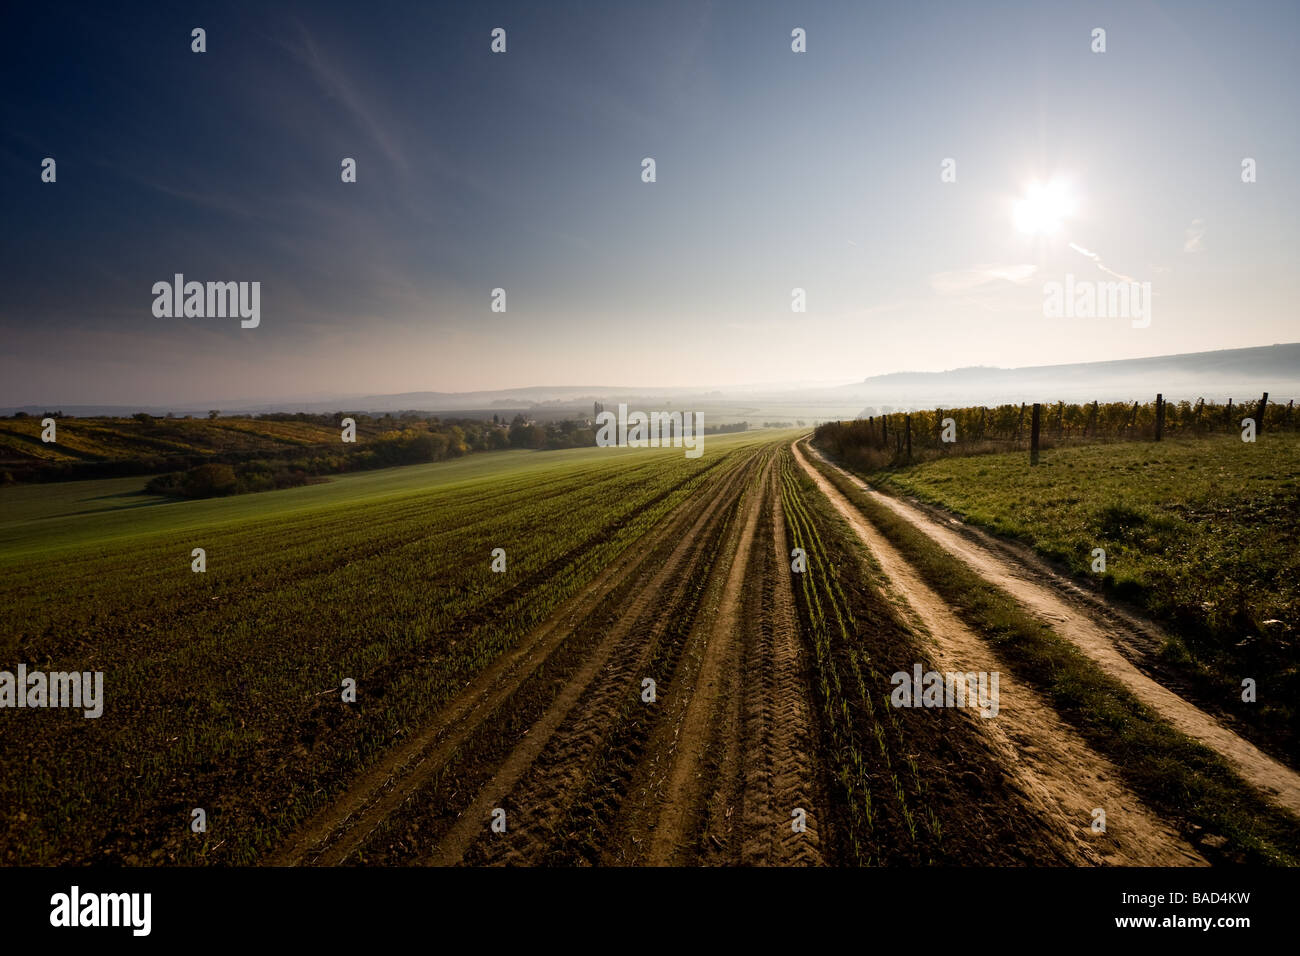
<box><xmin>1184</xmin><ymin>218</ymin><xmax>1207</xmax><ymax>253</ymax></box>
<box><xmin>280</xmin><ymin>20</ymin><xmax>409</xmax><ymax>175</ymax></box>
<box><xmin>930</xmin><ymin>264</ymin><xmax>1037</xmax><ymax>295</ymax></box>
<box><xmin>1068</xmin><ymin>242</ymin><xmax>1137</xmax><ymax>283</ymax></box>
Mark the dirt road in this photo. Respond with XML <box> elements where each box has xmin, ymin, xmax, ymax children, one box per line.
<box><xmin>791</xmin><ymin>440</ymin><xmax>1204</xmax><ymax>865</ymax></box>
<box><xmin>800</xmin><ymin>440</ymin><xmax>1300</xmax><ymax>821</ymax></box>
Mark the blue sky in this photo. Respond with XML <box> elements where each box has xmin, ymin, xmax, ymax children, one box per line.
<box><xmin>2</xmin><ymin>0</ymin><xmax>1297</xmax><ymax>405</ymax></box>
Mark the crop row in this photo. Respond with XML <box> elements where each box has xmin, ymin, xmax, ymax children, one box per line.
<box><xmin>0</xmin><ymin>443</ymin><xmax>742</xmax><ymax>864</ymax></box>
<box><xmin>777</xmin><ymin>448</ymin><xmax>940</xmax><ymax>863</ymax></box>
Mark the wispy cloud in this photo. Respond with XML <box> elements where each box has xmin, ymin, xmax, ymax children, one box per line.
<box><xmin>280</xmin><ymin>20</ymin><xmax>409</xmax><ymax>175</ymax></box>
<box><xmin>1184</xmin><ymin>218</ymin><xmax>1207</xmax><ymax>253</ymax></box>
<box><xmin>1069</xmin><ymin>242</ymin><xmax>1137</xmax><ymax>283</ymax></box>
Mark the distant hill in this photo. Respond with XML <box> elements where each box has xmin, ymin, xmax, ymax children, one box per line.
<box><xmin>844</xmin><ymin>343</ymin><xmax>1300</xmax><ymax>414</ymax></box>
<box><xmin>5</xmin><ymin>344</ymin><xmax>1296</xmax><ymax>418</ymax></box>
<box><xmin>860</xmin><ymin>343</ymin><xmax>1300</xmax><ymax>387</ymax></box>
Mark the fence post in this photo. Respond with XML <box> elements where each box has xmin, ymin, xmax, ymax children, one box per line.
<box><xmin>1226</xmin><ymin>399</ymin><xmax>1233</xmax><ymax>430</ymax></box>
<box><xmin>1088</xmin><ymin>400</ymin><xmax>1098</xmax><ymax>437</ymax></box>
<box><xmin>905</xmin><ymin>414</ymin><xmax>912</xmax><ymax>461</ymax></box>
<box><xmin>1154</xmin><ymin>393</ymin><xmax>1164</xmax><ymax>441</ymax></box>
<box><xmin>881</xmin><ymin>414</ymin><xmax>888</xmax><ymax>448</ymax></box>
<box><xmin>1030</xmin><ymin>403</ymin><xmax>1041</xmax><ymax>465</ymax></box>
<box><xmin>1256</xmin><ymin>392</ymin><xmax>1268</xmax><ymax>435</ymax></box>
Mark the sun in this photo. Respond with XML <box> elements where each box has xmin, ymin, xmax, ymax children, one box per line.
<box><xmin>1014</xmin><ymin>179</ymin><xmax>1077</xmax><ymax>236</ymax></box>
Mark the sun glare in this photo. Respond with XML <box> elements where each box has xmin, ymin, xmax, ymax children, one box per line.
<box><xmin>1014</xmin><ymin>179</ymin><xmax>1076</xmax><ymax>236</ymax></box>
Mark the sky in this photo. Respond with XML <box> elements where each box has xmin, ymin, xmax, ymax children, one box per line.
<box><xmin>2</xmin><ymin>0</ymin><xmax>1298</xmax><ymax>406</ymax></box>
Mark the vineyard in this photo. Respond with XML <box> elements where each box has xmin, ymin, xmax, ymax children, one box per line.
<box><xmin>0</xmin><ymin>413</ymin><xmax>505</xmax><ymax>484</ymax></box>
<box><xmin>821</xmin><ymin>394</ymin><xmax>1293</xmax><ymax>471</ymax></box>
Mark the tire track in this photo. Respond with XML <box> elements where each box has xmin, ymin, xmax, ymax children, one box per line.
<box><xmin>640</xmin><ymin>451</ymin><xmax>771</xmax><ymax>865</ymax></box>
<box><xmin>611</xmin><ymin>448</ymin><xmax>829</xmax><ymax>866</ymax></box>
<box><xmin>268</xmin><ymin>450</ymin><xmax>746</xmax><ymax>865</ymax></box>
<box><xmin>747</xmin><ymin>464</ymin><xmax>826</xmax><ymax>865</ymax></box>
<box><xmin>419</xmin><ymin>448</ymin><xmax>763</xmax><ymax>866</ymax></box>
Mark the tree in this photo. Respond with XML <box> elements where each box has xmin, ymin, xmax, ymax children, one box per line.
<box><xmin>181</xmin><ymin>463</ymin><xmax>238</xmax><ymax>497</ymax></box>
<box><xmin>407</xmin><ymin>431</ymin><xmax>449</xmax><ymax>462</ymax></box>
<box><xmin>208</xmin><ymin>410</ymin><xmax>220</xmax><ymax>420</ymax></box>
<box><xmin>508</xmin><ymin>415</ymin><xmax>530</xmax><ymax>447</ymax></box>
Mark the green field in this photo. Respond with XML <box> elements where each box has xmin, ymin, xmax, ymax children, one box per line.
<box><xmin>860</xmin><ymin>434</ymin><xmax>1300</xmax><ymax>757</ymax></box>
<box><xmin>1</xmin><ymin>446</ymin><xmax>626</xmax><ymax>559</ymax></box>
<box><xmin>0</xmin><ymin>431</ymin><xmax>794</xmax><ymax>864</ymax></box>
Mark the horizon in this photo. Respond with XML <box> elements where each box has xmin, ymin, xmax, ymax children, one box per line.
<box><xmin>6</xmin><ymin>339</ymin><xmax>1296</xmax><ymax>415</ymax></box>
<box><xmin>7</xmin><ymin>338</ymin><xmax>1300</xmax><ymax>408</ymax></box>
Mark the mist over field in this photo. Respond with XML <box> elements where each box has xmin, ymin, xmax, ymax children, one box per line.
<box><xmin>7</xmin><ymin>343</ymin><xmax>1296</xmax><ymax>421</ymax></box>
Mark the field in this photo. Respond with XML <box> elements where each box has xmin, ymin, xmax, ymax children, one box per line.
<box><xmin>2</xmin><ymin>427</ymin><xmax>1299</xmax><ymax>867</ymax></box>
<box><xmin>0</xmin><ymin>433</ymin><xmax>782</xmax><ymax>863</ymax></box>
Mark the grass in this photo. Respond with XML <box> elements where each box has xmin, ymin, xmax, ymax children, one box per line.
<box><xmin>0</xmin><ymin>447</ymin><xmax>629</xmax><ymax>559</ymax></box>
<box><xmin>860</xmin><ymin>434</ymin><xmax>1300</xmax><ymax>758</ymax></box>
